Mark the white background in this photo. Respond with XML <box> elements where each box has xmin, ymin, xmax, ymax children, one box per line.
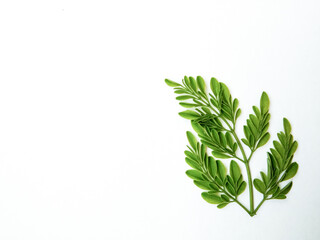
<box><xmin>0</xmin><ymin>0</ymin><xmax>320</xmax><ymax>239</ymax></box>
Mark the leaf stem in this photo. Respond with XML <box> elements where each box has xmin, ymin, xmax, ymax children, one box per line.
<box><xmin>231</xmin><ymin>154</ymin><xmax>245</xmax><ymax>163</ymax></box>
<box><xmin>221</xmin><ymin>189</ymin><xmax>252</xmax><ymax>216</ymax></box>
<box><xmin>230</xmin><ymin>129</ymin><xmax>248</xmax><ymax>161</ymax></box>
<box><xmin>227</xmin><ymin>126</ymin><xmax>256</xmax><ymax>214</ymax></box>
<box><xmin>253</xmin><ymin>196</ymin><xmax>267</xmax><ymax>214</ymax></box>
<box><xmin>244</xmin><ymin>160</ymin><xmax>254</xmax><ymax>213</ymax></box>
<box><xmin>247</xmin><ymin>150</ymin><xmax>254</xmax><ymax>162</ymax></box>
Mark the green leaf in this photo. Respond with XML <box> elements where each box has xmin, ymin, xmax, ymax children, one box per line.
<box><xmin>188</xmin><ymin>76</ymin><xmax>197</xmax><ymax>91</ymax></box>
<box><xmin>174</xmin><ymin>89</ymin><xmax>187</xmax><ymax>94</ymax></box>
<box><xmin>278</xmin><ymin>132</ymin><xmax>286</xmax><ymax>146</ymax></box>
<box><xmin>208</xmin><ymin>183</ymin><xmax>220</xmax><ymax>191</ymax></box>
<box><xmin>270</xmin><ymin>148</ymin><xmax>282</xmax><ymax>169</ymax></box>
<box><xmin>179</xmin><ymin>102</ymin><xmax>199</xmax><ymax>108</ymax></box>
<box><xmin>252</xmin><ymin>106</ymin><xmax>261</xmax><ymax>119</ymax></box>
<box><xmin>216</xmin><ymin>160</ymin><xmax>226</xmax><ymax>180</ymax></box>
<box><xmin>266</xmin><ymin>186</ymin><xmax>278</xmax><ymax>195</ymax></box>
<box><xmin>247</xmin><ymin>119</ymin><xmax>258</xmax><ymax>138</ymax></box>
<box><xmin>191</xmin><ymin>121</ymin><xmax>206</xmax><ymax>135</ymax></box>
<box><xmin>184</xmin><ymin>150</ymin><xmax>197</xmax><ymax>162</ymax></box>
<box><xmin>232</xmin><ymin>142</ymin><xmax>238</xmax><ymax>153</ymax></box>
<box><xmin>165</xmin><ymin>79</ymin><xmax>180</xmax><ymax>87</ymax></box>
<box><xmin>274</xmin><ymin>195</ymin><xmax>286</xmax><ymax>199</ymax></box>
<box><xmin>237</xmin><ymin>181</ymin><xmax>247</xmax><ymax>195</ymax></box>
<box><xmin>288</xmin><ymin>141</ymin><xmax>298</xmax><ymax>157</ymax></box>
<box><xmin>226</xmin><ymin>182</ymin><xmax>236</xmax><ymax>196</ymax></box>
<box><xmin>186</xmin><ymin>131</ymin><xmax>197</xmax><ymax>150</ymax></box>
<box><xmin>282</xmin><ymin>162</ymin><xmax>298</xmax><ymax>181</ymax></box>
<box><xmin>226</xmin><ymin>175</ymin><xmax>235</xmax><ymax>186</ymax></box>
<box><xmin>230</xmin><ymin>160</ymin><xmax>241</xmax><ymax>182</ymax></box>
<box><xmin>253</xmin><ymin>179</ymin><xmax>266</xmax><ymax>193</ymax></box>
<box><xmin>210</xmin><ymin>77</ymin><xmax>220</xmax><ymax>96</ymax></box>
<box><xmin>271</xmin><ymin>186</ymin><xmax>280</xmax><ymax>198</ymax></box>
<box><xmin>256</xmin><ymin>133</ymin><xmax>270</xmax><ymax>148</ymax></box>
<box><xmin>201</xmin><ymin>192</ymin><xmax>223</xmax><ymax>204</ymax></box>
<box><xmin>283</xmin><ymin>118</ymin><xmax>291</xmax><ymax>135</ymax></box>
<box><xmin>211</xmin><ymin>130</ymin><xmax>220</xmax><ymax>143</ymax></box>
<box><xmin>225</xmin><ymin>132</ymin><xmax>234</xmax><ymax>148</ymax></box>
<box><xmin>249</xmin><ymin>135</ymin><xmax>255</xmax><ymax>148</ymax></box>
<box><xmin>208</xmin><ymin>157</ymin><xmax>217</xmax><ymax>178</ymax></box>
<box><xmin>235</xmin><ymin>108</ymin><xmax>241</xmax><ymax>120</ymax></box>
<box><xmin>197</xmin><ymin>76</ymin><xmax>206</xmax><ymax>94</ymax></box>
<box><xmin>260</xmin><ymin>171</ymin><xmax>268</xmax><ymax>185</ymax></box>
<box><xmin>221</xmin><ymin>194</ymin><xmax>230</xmax><ymax>202</ymax></box>
<box><xmin>260</xmin><ymin>91</ymin><xmax>269</xmax><ymax>114</ymax></box>
<box><xmin>249</xmin><ymin>114</ymin><xmax>259</xmax><ymax>128</ymax></box>
<box><xmin>280</xmin><ymin>181</ymin><xmax>293</xmax><ymax>195</ymax></box>
<box><xmin>194</xmin><ymin>180</ymin><xmax>212</xmax><ymax>190</ymax></box>
<box><xmin>211</xmin><ymin>151</ymin><xmax>231</xmax><ymax>159</ymax></box>
<box><xmin>273</xmin><ymin>141</ymin><xmax>285</xmax><ymax>157</ymax></box>
<box><xmin>179</xmin><ymin>110</ymin><xmax>199</xmax><ymax>120</ymax></box>
<box><xmin>236</xmin><ymin>173</ymin><xmax>243</xmax><ymax>185</ymax></box>
<box><xmin>217</xmin><ymin>203</ymin><xmax>229</xmax><ymax>209</ymax></box>
<box><xmin>243</xmin><ymin>126</ymin><xmax>251</xmax><ymax>141</ymax></box>
<box><xmin>215</xmin><ymin>176</ymin><xmax>223</xmax><ymax>186</ymax></box>
<box><xmin>218</xmin><ymin>132</ymin><xmax>227</xmax><ymax>148</ymax></box>
<box><xmin>186</xmin><ymin>170</ymin><xmax>204</xmax><ymax>180</ymax></box>
<box><xmin>233</xmin><ymin>98</ymin><xmax>239</xmax><ymax>112</ymax></box>
<box><xmin>185</xmin><ymin>158</ymin><xmax>201</xmax><ymax>171</ymax></box>
<box><xmin>261</xmin><ymin>123</ymin><xmax>269</xmax><ymax>135</ymax></box>
<box><xmin>176</xmin><ymin>95</ymin><xmax>194</xmax><ymax>100</ymax></box>
<box><xmin>220</xmin><ymin>82</ymin><xmax>230</xmax><ymax>101</ymax></box>
<box><xmin>241</xmin><ymin>138</ymin><xmax>250</xmax><ymax>147</ymax></box>
<box><xmin>201</xmin><ymin>106</ymin><xmax>211</xmax><ymax>114</ymax></box>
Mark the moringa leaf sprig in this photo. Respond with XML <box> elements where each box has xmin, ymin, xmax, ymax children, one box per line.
<box><xmin>165</xmin><ymin>76</ymin><xmax>298</xmax><ymax>217</ymax></box>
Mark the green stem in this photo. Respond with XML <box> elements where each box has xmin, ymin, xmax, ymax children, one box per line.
<box><xmin>221</xmin><ymin>189</ymin><xmax>252</xmax><ymax>216</ymax></box>
<box><xmin>254</xmin><ymin>197</ymin><xmax>266</xmax><ymax>214</ymax></box>
<box><xmin>230</xmin><ymin>130</ymin><xmax>247</xmax><ymax>161</ymax></box>
<box><xmin>228</xmin><ymin>128</ymin><xmax>255</xmax><ymax>214</ymax></box>
<box><xmin>244</xmin><ymin>160</ymin><xmax>254</xmax><ymax>213</ymax></box>
<box><xmin>247</xmin><ymin>150</ymin><xmax>254</xmax><ymax>162</ymax></box>
<box><xmin>232</xmin><ymin>155</ymin><xmax>245</xmax><ymax>163</ymax></box>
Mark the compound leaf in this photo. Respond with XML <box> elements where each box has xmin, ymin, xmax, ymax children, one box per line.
<box><xmin>165</xmin><ymin>76</ymin><xmax>299</xmax><ymax>216</ymax></box>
